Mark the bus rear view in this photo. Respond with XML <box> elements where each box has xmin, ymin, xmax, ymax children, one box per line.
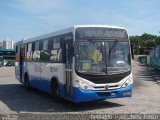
<box><xmin>73</xmin><ymin>26</ymin><xmax>132</xmax><ymax>102</ymax></box>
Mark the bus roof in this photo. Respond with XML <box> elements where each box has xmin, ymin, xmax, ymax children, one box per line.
<box><xmin>75</xmin><ymin>25</ymin><xmax>125</xmax><ymax>29</ymax></box>
<box><xmin>16</xmin><ymin>25</ymin><xmax>125</xmax><ymax>45</ymax></box>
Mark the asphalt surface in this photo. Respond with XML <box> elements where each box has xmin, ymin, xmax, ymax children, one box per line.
<box><xmin>0</xmin><ymin>61</ymin><xmax>160</xmax><ymax>119</ymax></box>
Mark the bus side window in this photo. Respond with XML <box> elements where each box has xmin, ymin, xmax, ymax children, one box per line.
<box><xmin>16</xmin><ymin>46</ymin><xmax>20</xmax><ymax>61</ymax></box>
<box><xmin>50</xmin><ymin>36</ymin><xmax>62</xmax><ymax>62</ymax></box>
<box><xmin>40</xmin><ymin>40</ymin><xmax>50</xmax><ymax>62</ymax></box>
<box><xmin>26</xmin><ymin>43</ymin><xmax>33</xmax><ymax>61</ymax></box>
<box><xmin>16</xmin><ymin>46</ymin><xmax>20</xmax><ymax>56</ymax></box>
<box><xmin>33</xmin><ymin>41</ymin><xmax>40</xmax><ymax>61</ymax></box>
<box><xmin>24</xmin><ymin>44</ymin><xmax>28</xmax><ymax>61</ymax></box>
<box><xmin>16</xmin><ymin>46</ymin><xmax>18</xmax><ymax>54</ymax></box>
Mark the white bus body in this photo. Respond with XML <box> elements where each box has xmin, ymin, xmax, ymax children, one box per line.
<box><xmin>15</xmin><ymin>25</ymin><xmax>133</xmax><ymax>103</ymax></box>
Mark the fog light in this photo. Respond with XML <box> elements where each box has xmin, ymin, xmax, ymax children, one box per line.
<box><xmin>123</xmin><ymin>91</ymin><xmax>131</xmax><ymax>96</ymax></box>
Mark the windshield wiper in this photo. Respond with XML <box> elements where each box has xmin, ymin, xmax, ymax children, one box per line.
<box><xmin>109</xmin><ymin>39</ymin><xmax>118</xmax><ymax>61</ymax></box>
<box><xmin>109</xmin><ymin>39</ymin><xmax>118</xmax><ymax>53</ymax></box>
<box><xmin>87</xmin><ymin>39</ymin><xmax>94</xmax><ymax>43</ymax></box>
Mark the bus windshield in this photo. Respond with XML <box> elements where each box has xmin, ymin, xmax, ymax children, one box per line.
<box><xmin>75</xmin><ymin>27</ymin><xmax>131</xmax><ymax>75</ymax></box>
<box><xmin>75</xmin><ymin>40</ymin><xmax>131</xmax><ymax>75</ymax></box>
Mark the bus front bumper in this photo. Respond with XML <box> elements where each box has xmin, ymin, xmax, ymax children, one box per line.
<box><xmin>73</xmin><ymin>84</ymin><xmax>133</xmax><ymax>103</ymax></box>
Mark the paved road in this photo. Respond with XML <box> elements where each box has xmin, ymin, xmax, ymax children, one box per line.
<box><xmin>147</xmin><ymin>67</ymin><xmax>160</xmax><ymax>84</ymax></box>
<box><xmin>0</xmin><ymin>61</ymin><xmax>160</xmax><ymax>119</ymax></box>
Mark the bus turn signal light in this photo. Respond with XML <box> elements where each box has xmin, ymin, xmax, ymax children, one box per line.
<box><xmin>123</xmin><ymin>91</ymin><xmax>131</xmax><ymax>96</ymax></box>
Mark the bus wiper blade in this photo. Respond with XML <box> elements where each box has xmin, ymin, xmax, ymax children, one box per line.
<box><xmin>109</xmin><ymin>39</ymin><xmax>118</xmax><ymax>52</ymax></box>
<box><xmin>87</xmin><ymin>39</ymin><xmax>99</xmax><ymax>50</ymax></box>
<box><xmin>109</xmin><ymin>39</ymin><xmax>118</xmax><ymax>61</ymax></box>
<box><xmin>87</xmin><ymin>39</ymin><xmax>94</xmax><ymax>43</ymax></box>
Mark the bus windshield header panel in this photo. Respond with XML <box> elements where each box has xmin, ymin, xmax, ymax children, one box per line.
<box><xmin>76</xmin><ymin>27</ymin><xmax>128</xmax><ymax>39</ymax></box>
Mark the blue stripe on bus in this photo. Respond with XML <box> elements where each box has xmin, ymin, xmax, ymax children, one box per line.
<box><xmin>72</xmin><ymin>84</ymin><xmax>133</xmax><ymax>103</ymax></box>
<box><xmin>29</xmin><ymin>77</ymin><xmax>66</xmax><ymax>97</ymax></box>
<box><xmin>61</xmin><ymin>84</ymin><xmax>133</xmax><ymax>102</ymax></box>
<box><xmin>29</xmin><ymin>77</ymin><xmax>51</xmax><ymax>93</ymax></box>
<box><xmin>28</xmin><ymin>76</ymin><xmax>133</xmax><ymax>103</ymax></box>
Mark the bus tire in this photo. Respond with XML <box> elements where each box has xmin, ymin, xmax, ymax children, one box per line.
<box><xmin>51</xmin><ymin>81</ymin><xmax>62</xmax><ymax>102</ymax></box>
<box><xmin>24</xmin><ymin>74</ymin><xmax>31</xmax><ymax>90</ymax></box>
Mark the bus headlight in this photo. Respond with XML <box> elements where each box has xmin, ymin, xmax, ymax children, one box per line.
<box><xmin>121</xmin><ymin>78</ymin><xmax>132</xmax><ymax>88</ymax></box>
<box><xmin>77</xmin><ymin>80</ymin><xmax>93</xmax><ymax>90</ymax></box>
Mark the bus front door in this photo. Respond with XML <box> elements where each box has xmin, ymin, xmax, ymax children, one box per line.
<box><xmin>65</xmin><ymin>42</ymin><xmax>73</xmax><ymax>96</ymax></box>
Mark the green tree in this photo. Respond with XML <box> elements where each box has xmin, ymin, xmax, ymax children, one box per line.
<box><xmin>130</xmin><ymin>33</ymin><xmax>159</xmax><ymax>55</ymax></box>
<box><xmin>130</xmin><ymin>35</ymin><xmax>143</xmax><ymax>55</ymax></box>
<box><xmin>155</xmin><ymin>36</ymin><xmax>160</xmax><ymax>45</ymax></box>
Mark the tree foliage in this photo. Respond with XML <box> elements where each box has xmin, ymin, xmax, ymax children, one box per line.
<box><xmin>130</xmin><ymin>33</ymin><xmax>160</xmax><ymax>55</ymax></box>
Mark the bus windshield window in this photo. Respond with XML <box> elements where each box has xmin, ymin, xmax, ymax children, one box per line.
<box><xmin>107</xmin><ymin>41</ymin><xmax>131</xmax><ymax>74</ymax></box>
<box><xmin>76</xmin><ymin>41</ymin><xmax>106</xmax><ymax>75</ymax></box>
<box><xmin>75</xmin><ymin>41</ymin><xmax>131</xmax><ymax>75</ymax></box>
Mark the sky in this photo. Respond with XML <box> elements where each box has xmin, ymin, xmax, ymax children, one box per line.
<box><xmin>0</xmin><ymin>0</ymin><xmax>160</xmax><ymax>42</ymax></box>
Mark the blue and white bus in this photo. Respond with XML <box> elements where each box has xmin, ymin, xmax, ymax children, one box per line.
<box><xmin>15</xmin><ymin>25</ymin><xmax>133</xmax><ymax>103</ymax></box>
